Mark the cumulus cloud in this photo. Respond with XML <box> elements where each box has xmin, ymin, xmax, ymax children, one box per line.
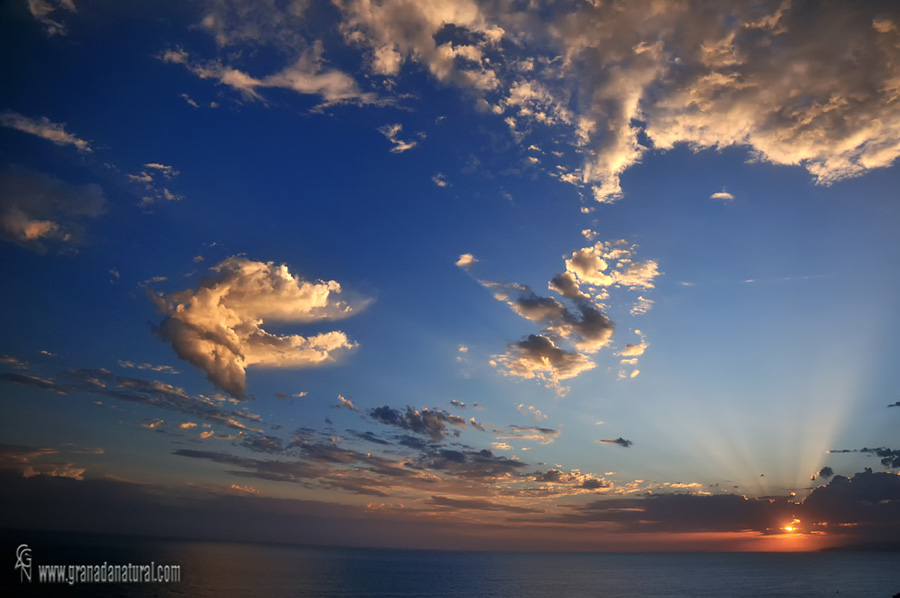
<box><xmin>0</xmin><ymin>168</ymin><xmax>105</xmax><ymax>252</ymax></box>
<box><xmin>564</xmin><ymin>240</ymin><xmax>660</xmax><ymax>292</ymax></box>
<box><xmin>336</xmin><ymin>0</ymin><xmax>503</xmax><ymax>92</ymax></box>
<box><xmin>811</xmin><ymin>466</ymin><xmax>835</xmax><ymax>481</ymax></box>
<box><xmin>1</xmin><ymin>111</ymin><xmax>90</xmax><ymax>151</ymax></box>
<box><xmin>151</xmin><ymin>257</ymin><xmax>368</xmax><ymax>398</ymax></box>
<box><xmin>455</xmin><ymin>253</ymin><xmax>478</xmax><ymax>270</ymax></box>
<box><xmin>160</xmin><ymin>2</ymin><xmax>900</xmax><ymax>207</ymax></box>
<box><xmin>482</xmin><ymin>240</ymin><xmax>653</xmax><ymax>391</ymax></box>
<box><xmin>491</xmin><ymin>334</ymin><xmax>595</xmax><ymax>396</ymax></box>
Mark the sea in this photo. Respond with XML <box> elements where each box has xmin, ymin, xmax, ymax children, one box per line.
<box><xmin>3</xmin><ymin>531</ymin><xmax>899</xmax><ymax>597</ymax></box>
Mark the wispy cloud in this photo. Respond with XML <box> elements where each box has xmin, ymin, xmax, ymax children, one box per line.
<box><xmin>378</xmin><ymin>124</ymin><xmax>418</xmax><ymax>153</ymax></box>
<box><xmin>1</xmin><ymin>111</ymin><xmax>91</xmax><ymax>151</ymax></box>
<box><xmin>26</xmin><ymin>0</ymin><xmax>77</xmax><ymax>36</ymax></box>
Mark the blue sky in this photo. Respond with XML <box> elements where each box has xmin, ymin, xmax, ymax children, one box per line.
<box><xmin>1</xmin><ymin>0</ymin><xmax>899</xmax><ymax>551</ymax></box>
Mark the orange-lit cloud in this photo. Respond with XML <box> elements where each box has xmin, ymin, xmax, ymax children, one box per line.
<box><xmin>151</xmin><ymin>257</ymin><xmax>368</xmax><ymax>398</ymax></box>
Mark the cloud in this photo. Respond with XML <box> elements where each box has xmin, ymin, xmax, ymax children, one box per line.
<box><xmin>710</xmin><ymin>190</ymin><xmax>735</xmax><ymax>201</ymax></box>
<box><xmin>412</xmin><ymin>448</ymin><xmax>528</xmax><ymax>479</ymax></box>
<box><xmin>117</xmin><ymin>361</ymin><xmax>179</xmax><ymax>375</ymax></box>
<box><xmin>163</xmin><ymin>45</ymin><xmax>377</xmax><ymax>107</ymax></box>
<box><xmin>335</xmin><ymin>395</ymin><xmax>358</xmax><ymax>411</ymax></box>
<box><xmin>1</xmin><ymin>111</ymin><xmax>90</xmax><ymax>151</ymax></box>
<box><xmin>487</xmin><ymin>282</ymin><xmax>616</xmax><ymax>353</ymax></box>
<box><xmin>26</xmin><ymin>0</ymin><xmax>77</xmax><ymax>36</ymax></box>
<box><xmin>151</xmin><ymin>257</ymin><xmax>367</xmax><ymax>398</ymax></box>
<box><xmin>432</xmin><ymin>173</ymin><xmax>449</xmax><ymax>187</ymax></box>
<box><xmin>618</xmin><ymin>342</ymin><xmax>648</xmax><ymax>358</ymax></box>
<box><xmin>128</xmin><ymin>163</ymin><xmax>183</xmax><ymax>206</ymax></box>
<box><xmin>497</xmin><ymin>425</ymin><xmax>559</xmax><ymax>445</ymax></box>
<box><xmin>491</xmin><ymin>334</ymin><xmax>595</xmax><ymax>396</ymax></box>
<box><xmin>599</xmin><ymin>437</ymin><xmax>633</xmax><ymax>448</ymax></box>
<box><xmin>336</xmin><ymin>0</ymin><xmax>503</xmax><ymax>91</ymax></box>
<box><xmin>428</xmin><ymin>495</ymin><xmax>544</xmax><ymax>514</ymax></box>
<box><xmin>801</xmin><ymin>470</ymin><xmax>900</xmax><ymax>539</ymax></box>
<box><xmin>0</xmin><ymin>355</ymin><xmax>29</xmax><ymax>369</ymax></box>
<box><xmin>564</xmin><ymin>240</ymin><xmax>660</xmax><ymax>291</ymax></box>
<box><xmin>369</xmin><ymin>405</ymin><xmax>467</xmax><ymax>442</ymax></box>
<box><xmin>378</xmin><ymin>123</ymin><xmax>418</xmax><ymax>153</ymax></box>
<box><xmin>828</xmin><ymin>447</ymin><xmax>900</xmax><ymax>468</ymax></box>
<box><xmin>812</xmin><ymin>466</ymin><xmax>834</xmax><ymax>481</ymax></box>
<box><xmin>630</xmin><ymin>296</ymin><xmax>653</xmax><ymax>316</ymax></box>
<box><xmin>0</xmin><ymin>168</ymin><xmax>105</xmax><ymax>252</ymax></box>
<box><xmin>455</xmin><ymin>253</ymin><xmax>478</xmax><ymax>270</ymax></box>
<box><xmin>161</xmin><ymin>2</ymin><xmax>900</xmax><ymax>208</ymax></box>
<box><xmin>0</xmin><ymin>443</ymin><xmax>87</xmax><ymax>480</ymax></box>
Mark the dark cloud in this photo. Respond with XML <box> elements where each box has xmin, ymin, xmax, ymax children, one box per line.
<box><xmin>548</xmin><ymin>272</ymin><xmax>587</xmax><ymax>301</ymax></box>
<box><xmin>428</xmin><ymin>495</ymin><xmax>545</xmax><ymax>514</ymax></box>
<box><xmin>414</xmin><ymin>448</ymin><xmax>528</xmax><ymax>479</ymax></box>
<box><xmin>559</xmin><ymin>493</ymin><xmax>794</xmax><ymax>533</ymax></box>
<box><xmin>803</xmin><ymin>470</ymin><xmax>900</xmax><ymax>534</ymax></box>
<box><xmin>1</xmin><ymin>368</ymin><xmax>263</xmax><ymax>432</ymax></box>
<box><xmin>485</xmin><ymin>282</ymin><xmax>614</xmax><ymax>350</ymax></box>
<box><xmin>828</xmin><ymin>447</ymin><xmax>900</xmax><ymax>468</ymax></box>
<box><xmin>812</xmin><ymin>466</ymin><xmax>835</xmax><ymax>481</ymax></box>
<box><xmin>240</xmin><ymin>435</ymin><xmax>285</xmax><ymax>454</ymax></box>
<box><xmin>346</xmin><ymin>429</ymin><xmax>393</xmax><ymax>446</ymax></box>
<box><xmin>369</xmin><ymin>405</ymin><xmax>467</xmax><ymax>442</ymax></box>
<box><xmin>0</xmin><ymin>167</ymin><xmax>105</xmax><ymax>253</ymax></box>
<box><xmin>599</xmin><ymin>437</ymin><xmax>633</xmax><ymax>448</ymax></box>
<box><xmin>862</xmin><ymin>448</ymin><xmax>900</xmax><ymax>469</ymax></box>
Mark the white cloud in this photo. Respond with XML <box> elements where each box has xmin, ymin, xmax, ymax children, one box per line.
<box><xmin>0</xmin><ymin>111</ymin><xmax>91</xmax><ymax>151</ymax></box>
<box><xmin>455</xmin><ymin>253</ymin><xmax>478</xmax><ymax>270</ymax></box>
<box><xmin>565</xmin><ymin>240</ymin><xmax>660</xmax><ymax>291</ymax></box>
<box><xmin>336</xmin><ymin>395</ymin><xmax>358</xmax><ymax>411</ymax></box>
<box><xmin>152</xmin><ymin>257</ymin><xmax>369</xmax><ymax>398</ymax></box>
<box><xmin>710</xmin><ymin>190</ymin><xmax>735</xmax><ymax>201</ymax></box>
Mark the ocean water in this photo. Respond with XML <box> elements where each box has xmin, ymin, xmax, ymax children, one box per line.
<box><xmin>4</xmin><ymin>532</ymin><xmax>899</xmax><ymax>597</ymax></box>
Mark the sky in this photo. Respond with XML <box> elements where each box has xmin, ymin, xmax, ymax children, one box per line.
<box><xmin>1</xmin><ymin>0</ymin><xmax>899</xmax><ymax>552</ymax></box>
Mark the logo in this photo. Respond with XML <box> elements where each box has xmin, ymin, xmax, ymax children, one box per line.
<box><xmin>15</xmin><ymin>544</ymin><xmax>32</xmax><ymax>583</ymax></box>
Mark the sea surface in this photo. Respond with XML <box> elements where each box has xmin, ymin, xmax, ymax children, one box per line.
<box><xmin>3</xmin><ymin>531</ymin><xmax>899</xmax><ymax>597</ymax></box>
